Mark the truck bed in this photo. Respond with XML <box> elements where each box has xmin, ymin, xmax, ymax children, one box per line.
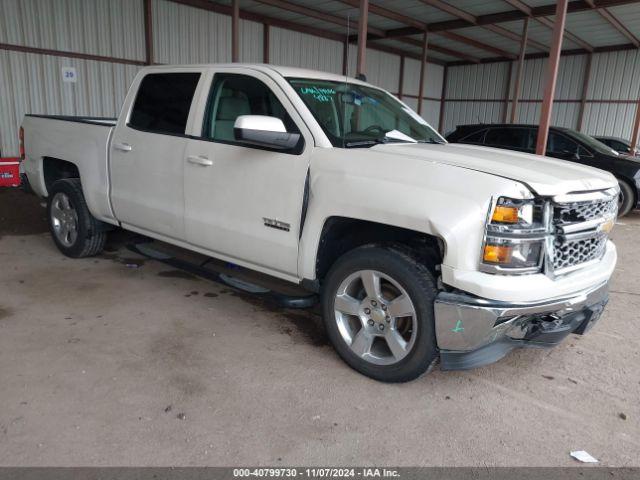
<box><xmin>22</xmin><ymin>114</ymin><xmax>118</xmax><ymax>225</ymax></box>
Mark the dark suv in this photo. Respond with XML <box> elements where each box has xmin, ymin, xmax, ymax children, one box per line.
<box><xmin>447</xmin><ymin>124</ymin><xmax>640</xmax><ymax>216</ymax></box>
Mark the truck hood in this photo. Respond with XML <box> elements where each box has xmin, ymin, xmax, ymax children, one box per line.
<box><xmin>373</xmin><ymin>142</ymin><xmax>617</xmax><ymax>196</ymax></box>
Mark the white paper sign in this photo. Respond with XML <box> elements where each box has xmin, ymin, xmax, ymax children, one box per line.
<box><xmin>62</xmin><ymin>67</ymin><xmax>77</xmax><ymax>83</ymax></box>
<box><xmin>570</xmin><ymin>451</ymin><xmax>599</xmax><ymax>463</ymax></box>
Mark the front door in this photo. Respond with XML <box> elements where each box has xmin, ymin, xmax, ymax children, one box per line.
<box><xmin>546</xmin><ymin>131</ymin><xmax>594</xmax><ymax>166</ymax></box>
<box><xmin>110</xmin><ymin>71</ymin><xmax>202</xmax><ymax>240</ymax></box>
<box><xmin>183</xmin><ymin>70</ymin><xmax>312</xmax><ymax>278</ymax></box>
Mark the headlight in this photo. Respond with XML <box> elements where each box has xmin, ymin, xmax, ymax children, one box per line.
<box><xmin>480</xmin><ymin>197</ymin><xmax>548</xmax><ymax>274</ymax></box>
<box><xmin>488</xmin><ymin>197</ymin><xmax>545</xmax><ymax>232</ymax></box>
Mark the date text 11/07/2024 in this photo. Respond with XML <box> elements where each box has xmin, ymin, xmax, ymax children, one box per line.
<box><xmin>232</xmin><ymin>468</ymin><xmax>400</xmax><ymax>478</ymax></box>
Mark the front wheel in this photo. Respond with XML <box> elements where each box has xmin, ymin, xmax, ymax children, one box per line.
<box><xmin>321</xmin><ymin>246</ymin><xmax>439</xmax><ymax>383</ymax></box>
<box><xmin>617</xmin><ymin>179</ymin><xmax>635</xmax><ymax>217</ymax></box>
<box><xmin>47</xmin><ymin>178</ymin><xmax>106</xmax><ymax>258</ymax></box>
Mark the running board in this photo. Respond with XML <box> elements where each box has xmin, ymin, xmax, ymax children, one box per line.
<box><xmin>127</xmin><ymin>241</ymin><xmax>317</xmax><ymax>309</ymax></box>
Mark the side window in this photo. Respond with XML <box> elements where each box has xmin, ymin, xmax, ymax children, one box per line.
<box><xmin>129</xmin><ymin>73</ymin><xmax>201</xmax><ymax>135</ymax></box>
<box><xmin>611</xmin><ymin>140</ymin><xmax>629</xmax><ymax>152</ymax></box>
<box><xmin>485</xmin><ymin>128</ymin><xmax>532</xmax><ymax>150</ymax></box>
<box><xmin>203</xmin><ymin>74</ymin><xmax>299</xmax><ymax>143</ymax></box>
<box><xmin>547</xmin><ymin>132</ymin><xmax>579</xmax><ymax>155</ymax></box>
<box><xmin>460</xmin><ymin>129</ymin><xmax>487</xmax><ymax>144</ymax></box>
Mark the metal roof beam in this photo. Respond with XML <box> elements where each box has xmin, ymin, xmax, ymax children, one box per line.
<box><xmin>583</xmin><ymin>0</ymin><xmax>640</xmax><ymax>47</ymax></box>
<box><xmin>436</xmin><ymin>30</ymin><xmax>517</xmax><ymax>58</ymax></box>
<box><xmin>484</xmin><ymin>24</ymin><xmax>548</xmax><ymax>51</ymax></box>
<box><xmin>418</xmin><ymin>0</ymin><xmax>476</xmax><ymax>24</ymax></box>
<box><xmin>383</xmin><ymin>0</ymin><xmax>640</xmax><ymax>35</ymax></box>
<box><xmin>536</xmin><ymin>16</ymin><xmax>594</xmax><ymax>51</ymax></box>
<box><xmin>394</xmin><ymin>37</ymin><xmax>481</xmax><ymax>63</ymax></box>
<box><xmin>251</xmin><ymin>0</ymin><xmax>385</xmax><ymax>38</ymax></box>
<box><xmin>446</xmin><ymin>41</ymin><xmax>637</xmax><ymax>66</ymax></box>
<box><xmin>167</xmin><ymin>0</ymin><xmax>445</xmax><ymax>65</ymax></box>
<box><xmin>504</xmin><ymin>0</ymin><xmax>593</xmax><ymax>52</ymax></box>
<box><xmin>338</xmin><ymin>0</ymin><xmax>518</xmax><ymax>58</ymax></box>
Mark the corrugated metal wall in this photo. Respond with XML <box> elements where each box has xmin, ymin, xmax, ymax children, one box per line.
<box><xmin>0</xmin><ymin>0</ymin><xmax>145</xmax><ymax>60</ymax></box>
<box><xmin>583</xmin><ymin>50</ymin><xmax>640</xmax><ymax>139</ymax></box>
<box><xmin>443</xmin><ymin>50</ymin><xmax>640</xmax><ymax>140</ymax></box>
<box><xmin>153</xmin><ymin>0</ymin><xmax>264</xmax><ymax>65</ymax></box>
<box><xmin>270</xmin><ymin>27</ymin><xmax>342</xmax><ymax>74</ymax></box>
<box><xmin>401</xmin><ymin>58</ymin><xmax>444</xmax><ymax>128</ymax></box>
<box><xmin>0</xmin><ymin>0</ymin><xmax>145</xmax><ymax>156</ymax></box>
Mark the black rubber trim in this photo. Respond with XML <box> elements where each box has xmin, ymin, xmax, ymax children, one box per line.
<box><xmin>26</xmin><ymin>114</ymin><xmax>116</xmax><ymax>126</ymax></box>
<box><xmin>299</xmin><ymin>168</ymin><xmax>310</xmax><ymax>239</ymax></box>
<box><xmin>440</xmin><ymin>339</ymin><xmax>521</xmax><ymax>371</ymax></box>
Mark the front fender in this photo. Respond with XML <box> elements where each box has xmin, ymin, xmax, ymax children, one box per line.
<box><xmin>298</xmin><ymin>149</ymin><xmax>532</xmax><ymax>280</ymax></box>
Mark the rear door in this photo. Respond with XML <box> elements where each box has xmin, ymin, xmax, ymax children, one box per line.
<box><xmin>182</xmin><ymin>68</ymin><xmax>313</xmax><ymax>279</ymax></box>
<box><xmin>110</xmin><ymin>70</ymin><xmax>204</xmax><ymax>240</ymax></box>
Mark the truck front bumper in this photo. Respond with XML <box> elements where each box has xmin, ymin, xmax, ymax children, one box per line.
<box><xmin>434</xmin><ymin>281</ymin><xmax>609</xmax><ymax>370</ymax></box>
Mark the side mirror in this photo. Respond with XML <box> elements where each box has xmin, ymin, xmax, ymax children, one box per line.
<box><xmin>233</xmin><ymin>115</ymin><xmax>301</xmax><ymax>151</ymax></box>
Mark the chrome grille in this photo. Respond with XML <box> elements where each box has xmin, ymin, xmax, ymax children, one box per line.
<box><xmin>554</xmin><ymin>197</ymin><xmax>618</xmax><ymax>225</ymax></box>
<box><xmin>553</xmin><ymin>235</ymin><xmax>608</xmax><ymax>271</ymax></box>
<box><xmin>551</xmin><ymin>189</ymin><xmax>617</xmax><ymax>274</ymax></box>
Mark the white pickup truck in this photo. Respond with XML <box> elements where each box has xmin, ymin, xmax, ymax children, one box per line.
<box><xmin>21</xmin><ymin>64</ymin><xmax>618</xmax><ymax>382</ymax></box>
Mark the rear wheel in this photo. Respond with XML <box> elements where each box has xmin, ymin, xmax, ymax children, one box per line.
<box><xmin>47</xmin><ymin>178</ymin><xmax>106</xmax><ymax>258</ymax></box>
<box><xmin>617</xmin><ymin>180</ymin><xmax>635</xmax><ymax>217</ymax></box>
<box><xmin>321</xmin><ymin>245</ymin><xmax>438</xmax><ymax>383</ymax></box>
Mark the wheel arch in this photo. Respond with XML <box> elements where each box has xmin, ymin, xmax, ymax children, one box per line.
<box><xmin>309</xmin><ymin>216</ymin><xmax>445</xmax><ymax>288</ymax></box>
<box><xmin>42</xmin><ymin>157</ymin><xmax>80</xmax><ymax>195</ymax></box>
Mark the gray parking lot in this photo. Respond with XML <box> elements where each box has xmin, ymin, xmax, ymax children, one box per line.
<box><xmin>0</xmin><ymin>188</ymin><xmax>638</xmax><ymax>467</ymax></box>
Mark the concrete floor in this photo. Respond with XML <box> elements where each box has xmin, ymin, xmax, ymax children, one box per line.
<box><xmin>0</xmin><ymin>188</ymin><xmax>638</xmax><ymax>467</ymax></box>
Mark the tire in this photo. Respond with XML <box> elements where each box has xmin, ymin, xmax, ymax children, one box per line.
<box><xmin>617</xmin><ymin>179</ymin><xmax>635</xmax><ymax>217</ymax></box>
<box><xmin>47</xmin><ymin>178</ymin><xmax>106</xmax><ymax>258</ymax></box>
<box><xmin>321</xmin><ymin>245</ymin><xmax>438</xmax><ymax>383</ymax></box>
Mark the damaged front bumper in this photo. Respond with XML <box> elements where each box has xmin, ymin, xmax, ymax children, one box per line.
<box><xmin>434</xmin><ymin>281</ymin><xmax>609</xmax><ymax>370</ymax></box>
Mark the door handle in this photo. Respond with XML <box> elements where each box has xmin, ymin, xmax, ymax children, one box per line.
<box><xmin>187</xmin><ymin>155</ymin><xmax>213</xmax><ymax>167</ymax></box>
<box><xmin>114</xmin><ymin>142</ymin><xmax>132</xmax><ymax>152</ymax></box>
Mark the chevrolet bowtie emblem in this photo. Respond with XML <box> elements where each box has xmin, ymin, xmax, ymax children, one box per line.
<box><xmin>598</xmin><ymin>218</ymin><xmax>615</xmax><ymax>234</ymax></box>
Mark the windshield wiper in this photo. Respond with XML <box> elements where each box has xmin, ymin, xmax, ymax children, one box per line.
<box><xmin>344</xmin><ymin>139</ymin><xmax>379</xmax><ymax>148</ymax></box>
<box><xmin>344</xmin><ymin>137</ymin><xmax>416</xmax><ymax>148</ymax></box>
<box><xmin>417</xmin><ymin>139</ymin><xmax>446</xmax><ymax>144</ymax></box>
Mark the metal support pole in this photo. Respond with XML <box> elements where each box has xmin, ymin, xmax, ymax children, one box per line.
<box><xmin>398</xmin><ymin>55</ymin><xmax>405</xmax><ymax>99</ymax></box>
<box><xmin>510</xmin><ymin>17</ymin><xmax>528</xmax><ymax>123</ymax></box>
<box><xmin>631</xmin><ymin>100</ymin><xmax>640</xmax><ymax>154</ymax></box>
<box><xmin>535</xmin><ymin>0</ymin><xmax>568</xmax><ymax>155</ymax></box>
<box><xmin>356</xmin><ymin>0</ymin><xmax>369</xmax><ymax>77</ymax></box>
<box><xmin>263</xmin><ymin>23</ymin><xmax>270</xmax><ymax>63</ymax></box>
<box><xmin>577</xmin><ymin>53</ymin><xmax>592</xmax><ymax>132</ymax></box>
<box><xmin>342</xmin><ymin>40</ymin><xmax>349</xmax><ymax>76</ymax></box>
<box><xmin>417</xmin><ymin>31</ymin><xmax>429</xmax><ymax>116</ymax></box>
<box><xmin>232</xmin><ymin>0</ymin><xmax>240</xmax><ymax>62</ymax></box>
<box><xmin>438</xmin><ymin>65</ymin><xmax>448</xmax><ymax>133</ymax></box>
<box><xmin>143</xmin><ymin>0</ymin><xmax>154</xmax><ymax>65</ymax></box>
<box><xmin>502</xmin><ymin>61</ymin><xmax>513</xmax><ymax>123</ymax></box>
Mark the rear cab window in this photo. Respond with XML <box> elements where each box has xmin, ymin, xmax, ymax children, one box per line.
<box><xmin>460</xmin><ymin>129</ymin><xmax>488</xmax><ymax>144</ymax></box>
<box><xmin>485</xmin><ymin>127</ymin><xmax>535</xmax><ymax>152</ymax></box>
<box><xmin>129</xmin><ymin>72</ymin><xmax>201</xmax><ymax>135</ymax></box>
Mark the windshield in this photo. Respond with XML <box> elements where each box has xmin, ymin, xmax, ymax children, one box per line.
<box><xmin>567</xmin><ymin>130</ymin><xmax>620</xmax><ymax>156</ymax></box>
<box><xmin>288</xmin><ymin>78</ymin><xmax>445</xmax><ymax>148</ymax></box>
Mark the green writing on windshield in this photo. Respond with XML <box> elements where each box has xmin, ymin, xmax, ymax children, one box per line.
<box><xmin>299</xmin><ymin>86</ymin><xmax>336</xmax><ymax>103</ymax></box>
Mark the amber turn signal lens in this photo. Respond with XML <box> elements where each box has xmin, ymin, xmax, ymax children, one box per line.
<box><xmin>483</xmin><ymin>244</ymin><xmax>513</xmax><ymax>264</ymax></box>
<box><xmin>492</xmin><ymin>205</ymin><xmax>519</xmax><ymax>223</ymax></box>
